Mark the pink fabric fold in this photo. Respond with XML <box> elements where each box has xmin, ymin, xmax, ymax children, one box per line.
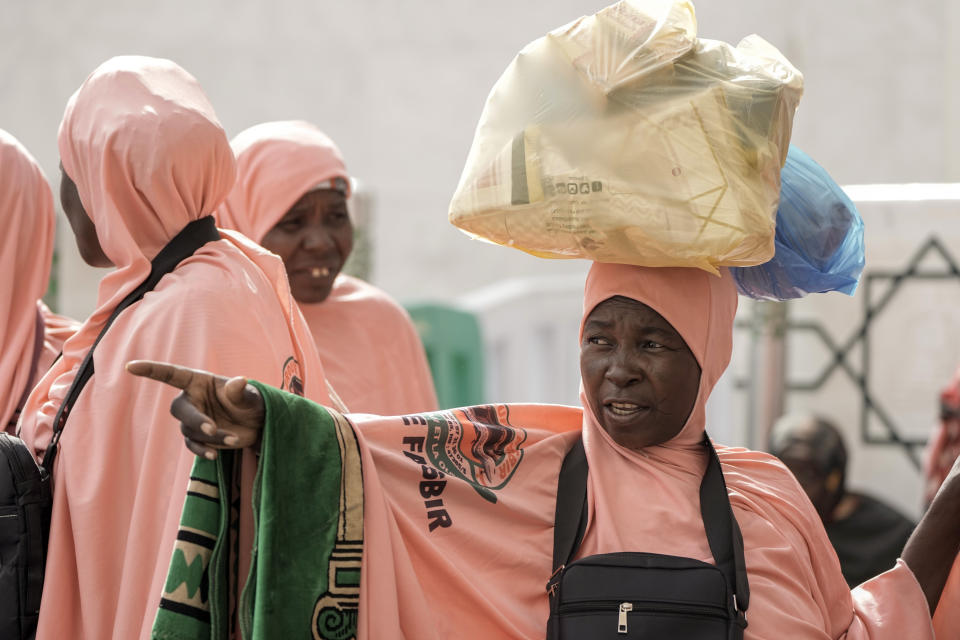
<box><xmin>218</xmin><ymin>120</ymin><xmax>437</xmax><ymax>414</ymax></box>
<box><xmin>37</xmin><ymin>302</ymin><xmax>80</xmax><ymax>376</ymax></box>
<box><xmin>0</xmin><ymin>130</ymin><xmax>78</xmax><ymax>433</ymax></box>
<box><xmin>18</xmin><ymin>56</ymin><xmax>329</xmax><ymax>640</ymax></box>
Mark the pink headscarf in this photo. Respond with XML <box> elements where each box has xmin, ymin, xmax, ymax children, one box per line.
<box><xmin>218</xmin><ymin>120</ymin><xmax>437</xmax><ymax>414</ymax></box>
<box><xmin>577</xmin><ymin>263</ymin><xmax>736</xmax><ymax>558</ymax></box>
<box><xmin>19</xmin><ymin>57</ymin><xmax>329</xmax><ymax>640</ymax></box>
<box><xmin>218</xmin><ymin>120</ymin><xmax>350</xmax><ymax>241</ymax></box>
<box><xmin>575</xmin><ymin>263</ymin><xmax>931</xmax><ymax>638</ymax></box>
<box><xmin>0</xmin><ymin>130</ymin><xmax>57</xmax><ymax>431</ymax></box>
<box><xmin>60</xmin><ymin>56</ymin><xmax>238</xmax><ymax>298</ymax></box>
<box><xmin>581</xmin><ymin>262</ymin><xmax>736</xmax><ymax>442</ymax></box>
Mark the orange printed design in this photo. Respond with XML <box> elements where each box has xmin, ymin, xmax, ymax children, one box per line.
<box><xmin>281</xmin><ymin>356</ymin><xmax>304</xmax><ymax>396</ymax></box>
<box><xmin>404</xmin><ymin>405</ymin><xmax>527</xmax><ymax>505</ymax></box>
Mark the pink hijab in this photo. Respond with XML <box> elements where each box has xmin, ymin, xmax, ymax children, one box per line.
<box><xmin>219</xmin><ymin>120</ymin><xmax>351</xmax><ymax>242</ymax></box>
<box><xmin>218</xmin><ymin>120</ymin><xmax>437</xmax><ymax>414</ymax></box>
<box><xmin>18</xmin><ymin>57</ymin><xmax>329</xmax><ymax>640</ymax></box>
<box><xmin>576</xmin><ymin>263</ymin><xmax>930</xmax><ymax>638</ymax></box>
<box><xmin>0</xmin><ymin>130</ymin><xmax>77</xmax><ymax>433</ymax></box>
<box><xmin>577</xmin><ymin>263</ymin><xmax>735</xmax><ymax>559</ymax></box>
<box><xmin>346</xmin><ymin>262</ymin><xmax>931</xmax><ymax>638</ymax></box>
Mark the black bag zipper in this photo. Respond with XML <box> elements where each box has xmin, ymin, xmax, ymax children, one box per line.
<box><xmin>558</xmin><ymin>599</ymin><xmax>727</xmax><ymax>618</ymax></box>
<box><xmin>558</xmin><ymin>599</ymin><xmax>728</xmax><ymax>634</ymax></box>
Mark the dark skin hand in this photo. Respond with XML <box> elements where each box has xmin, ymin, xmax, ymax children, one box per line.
<box><xmin>128</xmin><ymin>356</ymin><xmax>960</xmax><ymax>614</ymax></box>
<box><xmin>126</xmin><ymin>360</ymin><xmax>265</xmax><ymax>459</ymax></box>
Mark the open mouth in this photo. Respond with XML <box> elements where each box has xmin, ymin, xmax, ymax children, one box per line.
<box><xmin>292</xmin><ymin>264</ymin><xmax>337</xmax><ymax>281</ymax></box>
<box><xmin>605</xmin><ymin>402</ymin><xmax>648</xmax><ymax>417</ymax></box>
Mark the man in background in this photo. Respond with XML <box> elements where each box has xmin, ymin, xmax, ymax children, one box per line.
<box><xmin>769</xmin><ymin>414</ymin><xmax>915</xmax><ymax>587</ymax></box>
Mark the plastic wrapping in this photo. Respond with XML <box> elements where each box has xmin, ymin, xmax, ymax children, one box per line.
<box><xmin>731</xmin><ymin>146</ymin><xmax>865</xmax><ymax>300</ymax></box>
<box><xmin>449</xmin><ymin>0</ymin><xmax>803</xmax><ymax>273</ymax></box>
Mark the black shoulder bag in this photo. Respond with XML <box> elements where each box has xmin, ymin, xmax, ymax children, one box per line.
<box><xmin>546</xmin><ymin>435</ymin><xmax>750</xmax><ymax>639</ymax></box>
<box><xmin>0</xmin><ymin>216</ymin><xmax>219</xmax><ymax>640</ymax></box>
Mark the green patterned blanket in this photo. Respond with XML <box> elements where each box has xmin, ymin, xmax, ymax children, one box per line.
<box><xmin>152</xmin><ymin>381</ymin><xmax>364</xmax><ymax>640</ymax></box>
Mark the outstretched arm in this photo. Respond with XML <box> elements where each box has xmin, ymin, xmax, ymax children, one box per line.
<box><xmin>126</xmin><ymin>360</ymin><xmax>266</xmax><ymax>459</ymax></box>
<box><xmin>901</xmin><ymin>453</ymin><xmax>960</xmax><ymax>613</ymax></box>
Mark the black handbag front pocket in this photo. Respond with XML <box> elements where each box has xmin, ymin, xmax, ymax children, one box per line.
<box><xmin>550</xmin><ymin>552</ymin><xmax>734</xmax><ymax>639</ymax></box>
<box><xmin>558</xmin><ymin>599</ymin><xmax>729</xmax><ymax>638</ymax></box>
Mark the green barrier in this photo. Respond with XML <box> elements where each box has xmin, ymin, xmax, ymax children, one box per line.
<box><xmin>404</xmin><ymin>303</ymin><xmax>485</xmax><ymax>408</ymax></box>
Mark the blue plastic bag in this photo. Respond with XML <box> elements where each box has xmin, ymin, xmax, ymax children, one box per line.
<box><xmin>731</xmin><ymin>146</ymin><xmax>865</xmax><ymax>300</ymax></box>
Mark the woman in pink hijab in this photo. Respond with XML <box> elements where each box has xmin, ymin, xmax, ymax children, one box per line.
<box><xmin>137</xmin><ymin>263</ymin><xmax>954</xmax><ymax>639</ymax></box>
<box><xmin>218</xmin><ymin>120</ymin><xmax>437</xmax><ymax>415</ymax></box>
<box><xmin>0</xmin><ymin>130</ymin><xmax>79</xmax><ymax>434</ymax></box>
<box><xmin>18</xmin><ymin>57</ymin><xmax>329</xmax><ymax>640</ymax></box>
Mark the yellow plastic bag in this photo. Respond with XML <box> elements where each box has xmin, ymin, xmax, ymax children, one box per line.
<box><xmin>448</xmin><ymin>0</ymin><xmax>803</xmax><ymax>272</ymax></box>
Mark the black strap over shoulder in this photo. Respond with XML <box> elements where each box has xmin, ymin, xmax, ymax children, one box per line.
<box><xmin>552</xmin><ymin>437</ymin><xmax>589</xmax><ymax>572</ymax></box>
<box><xmin>41</xmin><ymin>216</ymin><xmax>220</xmax><ymax>473</ymax></box>
<box><xmin>552</xmin><ymin>434</ymin><xmax>749</xmax><ymax>619</ymax></box>
<box><xmin>700</xmin><ymin>438</ymin><xmax>750</xmax><ymax>615</ymax></box>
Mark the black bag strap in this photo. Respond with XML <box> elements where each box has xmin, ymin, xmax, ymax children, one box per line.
<box><xmin>700</xmin><ymin>436</ymin><xmax>750</xmax><ymax>620</ymax></box>
<box><xmin>41</xmin><ymin>216</ymin><xmax>220</xmax><ymax>473</ymax></box>
<box><xmin>552</xmin><ymin>436</ymin><xmax>589</xmax><ymax>573</ymax></box>
<box><xmin>551</xmin><ymin>434</ymin><xmax>749</xmax><ymax>621</ymax></box>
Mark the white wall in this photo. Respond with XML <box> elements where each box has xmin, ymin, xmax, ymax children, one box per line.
<box><xmin>772</xmin><ymin>197</ymin><xmax>960</xmax><ymax>519</ymax></box>
<box><xmin>5</xmin><ymin>0</ymin><xmax>960</xmax><ymax>316</ymax></box>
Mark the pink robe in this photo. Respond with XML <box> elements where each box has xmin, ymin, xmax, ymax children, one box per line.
<box><xmin>18</xmin><ymin>57</ymin><xmax>329</xmax><ymax>640</ymax></box>
<box><xmin>0</xmin><ymin>131</ymin><xmax>79</xmax><ymax>433</ymax></box>
<box><xmin>344</xmin><ymin>263</ymin><xmax>932</xmax><ymax>639</ymax></box>
<box><xmin>218</xmin><ymin>120</ymin><xmax>436</xmax><ymax>414</ymax></box>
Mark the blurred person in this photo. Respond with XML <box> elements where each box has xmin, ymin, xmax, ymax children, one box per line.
<box><xmin>218</xmin><ymin>120</ymin><xmax>437</xmax><ymax>414</ymax></box>
<box><xmin>0</xmin><ymin>129</ymin><xmax>79</xmax><ymax>434</ymax></box>
<box><xmin>137</xmin><ymin>263</ymin><xmax>952</xmax><ymax>640</ymax></box>
<box><xmin>769</xmin><ymin>414</ymin><xmax>915</xmax><ymax>587</ymax></box>
<box><xmin>17</xmin><ymin>57</ymin><xmax>330</xmax><ymax>640</ymax></box>
<box><xmin>923</xmin><ymin>368</ymin><xmax>960</xmax><ymax>639</ymax></box>
<box><xmin>925</xmin><ymin>366</ymin><xmax>960</xmax><ymax>505</ymax></box>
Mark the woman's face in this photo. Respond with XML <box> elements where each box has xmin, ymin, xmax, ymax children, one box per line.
<box><xmin>59</xmin><ymin>165</ymin><xmax>112</xmax><ymax>267</ymax></box>
<box><xmin>260</xmin><ymin>188</ymin><xmax>352</xmax><ymax>304</ymax></box>
<box><xmin>580</xmin><ymin>296</ymin><xmax>701</xmax><ymax>450</ymax></box>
